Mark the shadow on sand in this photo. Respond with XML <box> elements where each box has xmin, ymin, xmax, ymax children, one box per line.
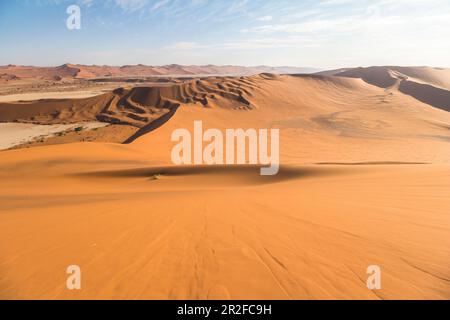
<box><xmin>74</xmin><ymin>164</ymin><xmax>342</xmax><ymax>185</ymax></box>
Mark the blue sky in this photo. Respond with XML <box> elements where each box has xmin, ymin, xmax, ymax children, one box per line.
<box><xmin>1</xmin><ymin>0</ymin><xmax>450</xmax><ymax>68</ymax></box>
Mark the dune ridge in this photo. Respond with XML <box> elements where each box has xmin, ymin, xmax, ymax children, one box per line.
<box><xmin>0</xmin><ymin>64</ymin><xmax>317</xmax><ymax>81</ymax></box>
<box><xmin>318</xmin><ymin>66</ymin><xmax>450</xmax><ymax>112</ymax></box>
<box><xmin>0</xmin><ymin>76</ymin><xmax>258</xmax><ymax>128</ymax></box>
<box><xmin>1</xmin><ymin>72</ymin><xmax>450</xmax><ymax>149</ymax></box>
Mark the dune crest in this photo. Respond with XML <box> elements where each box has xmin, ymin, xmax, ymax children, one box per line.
<box><xmin>0</xmin><ymin>64</ymin><xmax>317</xmax><ymax>81</ymax></box>
<box><xmin>318</xmin><ymin>66</ymin><xmax>450</xmax><ymax>112</ymax></box>
<box><xmin>0</xmin><ymin>77</ymin><xmax>257</xmax><ymax>126</ymax></box>
<box><xmin>2</xmin><ymin>72</ymin><xmax>450</xmax><ymax>150</ymax></box>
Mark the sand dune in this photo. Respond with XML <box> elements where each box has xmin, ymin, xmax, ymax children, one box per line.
<box><xmin>318</xmin><ymin>66</ymin><xmax>450</xmax><ymax>112</ymax></box>
<box><xmin>0</xmin><ymin>71</ymin><xmax>449</xmax><ymax>299</ymax></box>
<box><xmin>0</xmin><ymin>64</ymin><xmax>316</xmax><ymax>81</ymax></box>
<box><xmin>3</xmin><ymin>73</ymin><xmax>449</xmax><ymax>148</ymax></box>
<box><xmin>318</xmin><ymin>66</ymin><xmax>450</xmax><ymax>89</ymax></box>
<box><xmin>0</xmin><ymin>77</ymin><xmax>259</xmax><ymax>149</ymax></box>
<box><xmin>0</xmin><ymin>148</ymin><xmax>448</xmax><ymax>299</ymax></box>
<box><xmin>0</xmin><ymin>64</ymin><xmax>79</xmax><ymax>81</ymax></box>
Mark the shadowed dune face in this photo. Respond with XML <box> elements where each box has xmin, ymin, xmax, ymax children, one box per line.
<box><xmin>399</xmin><ymin>80</ymin><xmax>450</xmax><ymax>112</ymax></box>
<box><xmin>0</xmin><ymin>95</ymin><xmax>111</xmax><ymax>124</ymax></box>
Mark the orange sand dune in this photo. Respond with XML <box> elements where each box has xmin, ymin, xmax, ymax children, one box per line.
<box><xmin>2</xmin><ymin>73</ymin><xmax>450</xmax><ymax>149</ymax></box>
<box><xmin>0</xmin><ymin>73</ymin><xmax>449</xmax><ymax>299</ymax></box>
<box><xmin>318</xmin><ymin>66</ymin><xmax>450</xmax><ymax>89</ymax></box>
<box><xmin>319</xmin><ymin>66</ymin><xmax>450</xmax><ymax>112</ymax></box>
<box><xmin>0</xmin><ymin>76</ymin><xmax>256</xmax><ymax>128</ymax></box>
<box><xmin>0</xmin><ymin>64</ymin><xmax>315</xmax><ymax>81</ymax></box>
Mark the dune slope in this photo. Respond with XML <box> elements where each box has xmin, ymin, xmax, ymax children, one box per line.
<box><xmin>0</xmin><ymin>73</ymin><xmax>449</xmax><ymax>299</ymax></box>
<box><xmin>0</xmin><ymin>77</ymin><xmax>255</xmax><ymax>126</ymax></box>
<box><xmin>322</xmin><ymin>66</ymin><xmax>450</xmax><ymax>112</ymax></box>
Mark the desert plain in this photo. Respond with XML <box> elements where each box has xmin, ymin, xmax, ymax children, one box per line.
<box><xmin>0</xmin><ymin>64</ymin><xmax>449</xmax><ymax>299</ymax></box>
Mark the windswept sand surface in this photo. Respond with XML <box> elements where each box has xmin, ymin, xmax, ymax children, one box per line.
<box><xmin>0</xmin><ymin>71</ymin><xmax>449</xmax><ymax>299</ymax></box>
<box><xmin>0</xmin><ymin>147</ymin><xmax>449</xmax><ymax>299</ymax></box>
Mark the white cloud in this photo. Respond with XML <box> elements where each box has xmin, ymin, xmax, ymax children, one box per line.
<box><xmin>165</xmin><ymin>36</ymin><xmax>320</xmax><ymax>52</ymax></box>
<box><xmin>257</xmin><ymin>15</ymin><xmax>272</xmax><ymax>22</ymax></box>
<box><xmin>227</xmin><ymin>0</ymin><xmax>249</xmax><ymax>13</ymax></box>
<box><xmin>242</xmin><ymin>18</ymin><xmax>358</xmax><ymax>34</ymax></box>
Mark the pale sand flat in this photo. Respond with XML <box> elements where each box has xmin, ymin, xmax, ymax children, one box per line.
<box><xmin>0</xmin><ymin>90</ymin><xmax>107</xmax><ymax>103</ymax></box>
<box><xmin>0</xmin><ymin>122</ymin><xmax>108</xmax><ymax>150</ymax></box>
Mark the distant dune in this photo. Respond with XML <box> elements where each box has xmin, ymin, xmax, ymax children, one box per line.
<box><xmin>0</xmin><ymin>64</ymin><xmax>317</xmax><ymax>81</ymax></box>
<box><xmin>317</xmin><ymin>66</ymin><xmax>450</xmax><ymax>112</ymax></box>
<box><xmin>0</xmin><ymin>76</ymin><xmax>257</xmax><ymax>128</ymax></box>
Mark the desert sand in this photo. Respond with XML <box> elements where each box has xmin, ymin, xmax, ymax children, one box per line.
<box><xmin>0</xmin><ymin>122</ymin><xmax>108</xmax><ymax>150</ymax></box>
<box><xmin>0</xmin><ymin>90</ymin><xmax>109</xmax><ymax>103</ymax></box>
<box><xmin>0</xmin><ymin>69</ymin><xmax>449</xmax><ymax>299</ymax></box>
<box><xmin>0</xmin><ymin>64</ymin><xmax>316</xmax><ymax>81</ymax></box>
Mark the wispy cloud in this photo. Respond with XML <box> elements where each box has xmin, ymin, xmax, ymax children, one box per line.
<box><xmin>151</xmin><ymin>0</ymin><xmax>170</xmax><ymax>12</ymax></box>
<box><xmin>114</xmin><ymin>0</ymin><xmax>149</xmax><ymax>12</ymax></box>
<box><xmin>5</xmin><ymin>0</ymin><xmax>450</xmax><ymax>67</ymax></box>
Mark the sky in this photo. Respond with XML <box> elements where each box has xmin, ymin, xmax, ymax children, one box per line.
<box><xmin>1</xmin><ymin>0</ymin><xmax>450</xmax><ymax>68</ymax></box>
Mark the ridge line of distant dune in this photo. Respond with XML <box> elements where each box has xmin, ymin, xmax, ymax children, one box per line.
<box><xmin>318</xmin><ymin>66</ymin><xmax>450</xmax><ymax>112</ymax></box>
